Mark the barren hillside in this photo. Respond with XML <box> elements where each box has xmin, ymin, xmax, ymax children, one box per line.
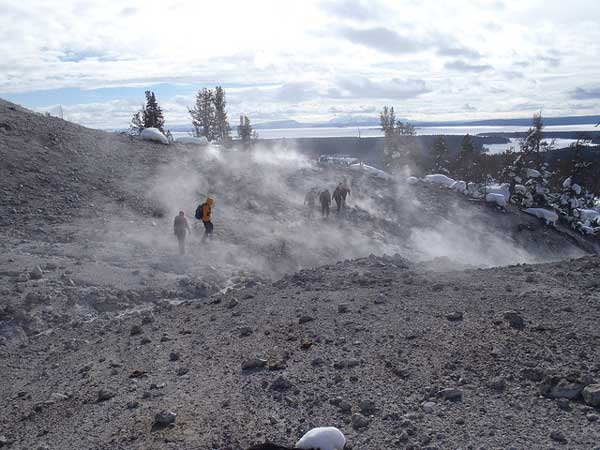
<box><xmin>1</xmin><ymin>99</ymin><xmax>599</xmax><ymax>449</ymax></box>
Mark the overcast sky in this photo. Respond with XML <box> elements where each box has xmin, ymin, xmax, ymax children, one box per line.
<box><xmin>1</xmin><ymin>0</ymin><xmax>599</xmax><ymax>129</ymax></box>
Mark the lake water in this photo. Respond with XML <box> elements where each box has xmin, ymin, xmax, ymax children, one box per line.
<box><xmin>174</xmin><ymin>123</ymin><xmax>598</xmax><ymax>141</ymax></box>
<box><xmin>483</xmin><ymin>138</ymin><xmax>586</xmax><ymax>155</ymax></box>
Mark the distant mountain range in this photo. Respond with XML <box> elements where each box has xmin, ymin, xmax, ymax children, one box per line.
<box><xmin>166</xmin><ymin>114</ymin><xmax>600</xmax><ymax>132</ymax></box>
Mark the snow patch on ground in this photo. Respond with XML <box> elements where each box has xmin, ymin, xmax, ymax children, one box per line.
<box><xmin>349</xmin><ymin>163</ymin><xmax>392</xmax><ymax>179</ymax></box>
<box><xmin>525</xmin><ymin>208</ymin><xmax>558</xmax><ymax>225</ymax></box>
<box><xmin>174</xmin><ymin>136</ymin><xmax>209</xmax><ymax>145</ymax></box>
<box><xmin>140</xmin><ymin>128</ymin><xmax>169</xmax><ymax>144</ymax></box>
<box><xmin>424</xmin><ymin>174</ymin><xmax>456</xmax><ymax>187</ymax></box>
<box><xmin>486</xmin><ymin>193</ymin><xmax>507</xmax><ymax>208</ymax></box>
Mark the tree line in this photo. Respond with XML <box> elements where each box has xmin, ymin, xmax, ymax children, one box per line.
<box><xmin>381</xmin><ymin>106</ymin><xmax>600</xmax><ymax>233</ymax></box>
<box><xmin>129</xmin><ymin>88</ymin><xmax>257</xmax><ymax>144</ymax></box>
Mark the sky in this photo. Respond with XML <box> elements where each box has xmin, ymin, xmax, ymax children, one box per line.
<box><xmin>0</xmin><ymin>0</ymin><xmax>599</xmax><ymax>130</ymax></box>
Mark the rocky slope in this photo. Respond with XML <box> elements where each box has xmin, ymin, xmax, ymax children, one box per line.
<box><xmin>1</xmin><ymin>255</ymin><xmax>600</xmax><ymax>449</ymax></box>
<box><xmin>1</xmin><ymin>99</ymin><xmax>600</xmax><ymax>449</ymax></box>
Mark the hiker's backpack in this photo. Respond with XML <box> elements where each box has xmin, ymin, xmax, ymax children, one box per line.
<box><xmin>195</xmin><ymin>203</ymin><xmax>205</xmax><ymax>220</ymax></box>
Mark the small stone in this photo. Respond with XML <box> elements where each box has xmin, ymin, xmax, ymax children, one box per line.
<box><xmin>556</xmin><ymin>398</ymin><xmax>571</xmax><ymax>411</ymax></box>
<box><xmin>268</xmin><ymin>360</ymin><xmax>286</xmax><ymax>371</ymax></box>
<box><xmin>176</xmin><ymin>367</ymin><xmax>189</xmax><ymax>376</ymax></box>
<box><xmin>446</xmin><ymin>311</ymin><xmax>463</xmax><ymax>322</ymax></box>
<box><xmin>520</xmin><ymin>367</ymin><xmax>544</xmax><ymax>382</ymax></box>
<box><xmin>154</xmin><ymin>410</ymin><xmax>177</xmax><ymax>426</ymax></box>
<box><xmin>338</xmin><ymin>303</ymin><xmax>349</xmax><ymax>313</ymax></box>
<box><xmin>503</xmin><ymin>310</ymin><xmax>525</xmax><ymax>329</ymax></box>
<box><xmin>298</xmin><ymin>315</ymin><xmax>314</xmax><ymax>324</ymax></box>
<box><xmin>29</xmin><ymin>266</ymin><xmax>44</xmax><ymax>280</ymax></box>
<box><xmin>97</xmin><ymin>389</ymin><xmax>115</xmax><ymax>402</ymax></box>
<box><xmin>17</xmin><ymin>273</ymin><xmax>29</xmax><ymax>282</ymax></box>
<box><xmin>141</xmin><ymin>314</ymin><xmax>154</xmax><ymax>325</ymax></box>
<box><xmin>438</xmin><ymin>388</ymin><xmax>463</xmax><ymax>401</ymax></box>
<box><xmin>550</xmin><ymin>430</ymin><xmax>567</xmax><ymax>443</ymax></box>
<box><xmin>130</xmin><ymin>325</ymin><xmax>142</xmax><ymax>336</ymax></box>
<box><xmin>489</xmin><ymin>376</ymin><xmax>506</xmax><ymax>391</ymax></box>
<box><xmin>351</xmin><ymin>413</ymin><xmax>369</xmax><ymax>429</ymax></box>
<box><xmin>587</xmin><ymin>413</ymin><xmax>599</xmax><ymax>422</ymax></box>
<box><xmin>338</xmin><ymin>400</ymin><xmax>352</xmax><ymax>414</ymax></box>
<box><xmin>228</xmin><ymin>298</ymin><xmax>239</xmax><ymax>308</ymax></box>
<box><xmin>127</xmin><ymin>401</ymin><xmax>140</xmax><ymax>409</ymax></box>
<box><xmin>550</xmin><ymin>379</ymin><xmax>583</xmax><ymax>400</ymax></box>
<box><xmin>239</xmin><ymin>326</ymin><xmax>253</xmax><ymax>337</ymax></box>
<box><xmin>583</xmin><ymin>384</ymin><xmax>600</xmax><ymax>406</ymax></box>
<box><xmin>169</xmin><ymin>352</ymin><xmax>180</xmax><ymax>362</ymax></box>
<box><xmin>301</xmin><ymin>340</ymin><xmax>313</xmax><ymax>349</ymax></box>
<box><xmin>270</xmin><ymin>376</ymin><xmax>292</xmax><ymax>391</ymax></box>
<box><xmin>242</xmin><ymin>357</ymin><xmax>267</xmax><ymax>371</ymax></box>
<box><xmin>140</xmin><ymin>336</ymin><xmax>151</xmax><ymax>345</ymax></box>
<box><xmin>397</xmin><ymin>430</ymin><xmax>410</xmax><ymax>443</ymax></box>
<box><xmin>359</xmin><ymin>399</ymin><xmax>378</xmax><ymax>415</ymax></box>
<box><xmin>423</xmin><ymin>401</ymin><xmax>436</xmax><ymax>413</ymax></box>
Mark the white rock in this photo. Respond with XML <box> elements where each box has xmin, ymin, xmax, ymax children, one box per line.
<box><xmin>451</xmin><ymin>180</ymin><xmax>467</xmax><ymax>194</ymax></box>
<box><xmin>424</xmin><ymin>174</ymin><xmax>456</xmax><ymax>187</ymax></box>
<box><xmin>295</xmin><ymin>427</ymin><xmax>346</xmax><ymax>450</ymax></box>
<box><xmin>140</xmin><ymin>128</ymin><xmax>169</xmax><ymax>144</ymax></box>
<box><xmin>486</xmin><ymin>192</ymin><xmax>507</xmax><ymax>208</ymax></box>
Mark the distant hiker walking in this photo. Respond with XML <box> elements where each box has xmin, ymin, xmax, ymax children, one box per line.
<box><xmin>195</xmin><ymin>197</ymin><xmax>215</xmax><ymax>243</ymax></box>
<box><xmin>173</xmin><ymin>211</ymin><xmax>191</xmax><ymax>255</ymax></box>
<box><xmin>304</xmin><ymin>188</ymin><xmax>318</xmax><ymax>219</ymax></box>
<box><xmin>319</xmin><ymin>189</ymin><xmax>331</xmax><ymax>219</ymax></box>
<box><xmin>333</xmin><ymin>183</ymin><xmax>343</xmax><ymax>214</ymax></box>
<box><xmin>341</xmin><ymin>179</ymin><xmax>351</xmax><ymax>208</ymax></box>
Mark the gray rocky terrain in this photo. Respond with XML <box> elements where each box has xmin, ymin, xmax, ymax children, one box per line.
<box><xmin>1</xmin><ymin>98</ymin><xmax>600</xmax><ymax>449</ymax></box>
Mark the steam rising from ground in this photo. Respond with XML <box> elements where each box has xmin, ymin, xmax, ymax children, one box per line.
<box><xmin>92</xmin><ymin>142</ymin><xmax>584</xmax><ymax>284</ymax></box>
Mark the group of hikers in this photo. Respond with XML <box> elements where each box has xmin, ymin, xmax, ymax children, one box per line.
<box><xmin>172</xmin><ymin>197</ymin><xmax>214</xmax><ymax>255</ymax></box>
<box><xmin>173</xmin><ymin>179</ymin><xmax>351</xmax><ymax>255</ymax></box>
<box><xmin>304</xmin><ymin>180</ymin><xmax>351</xmax><ymax>219</ymax></box>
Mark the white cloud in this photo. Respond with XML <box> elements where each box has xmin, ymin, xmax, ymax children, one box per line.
<box><xmin>1</xmin><ymin>0</ymin><xmax>599</xmax><ymax>128</ymax></box>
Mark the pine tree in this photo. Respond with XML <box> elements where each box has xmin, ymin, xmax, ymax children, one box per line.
<box><xmin>455</xmin><ymin>134</ymin><xmax>479</xmax><ymax>183</ymax></box>
<box><xmin>129</xmin><ymin>90</ymin><xmax>165</xmax><ymax>134</ymax></box>
<box><xmin>212</xmin><ymin>86</ymin><xmax>230</xmax><ymax>143</ymax></box>
<box><xmin>431</xmin><ymin>137</ymin><xmax>450</xmax><ymax>174</ymax></box>
<box><xmin>380</xmin><ymin>106</ymin><xmax>396</xmax><ymax>138</ymax></box>
<box><xmin>143</xmin><ymin>91</ymin><xmax>165</xmax><ymax>132</ymax></box>
<box><xmin>189</xmin><ymin>88</ymin><xmax>215</xmax><ymax>140</ymax></box>
<box><xmin>129</xmin><ymin>110</ymin><xmax>144</xmax><ymax>135</ymax></box>
<box><xmin>237</xmin><ymin>115</ymin><xmax>254</xmax><ymax>142</ymax></box>
<box><xmin>513</xmin><ymin>112</ymin><xmax>552</xmax><ymax>207</ymax></box>
<box><xmin>379</xmin><ymin>106</ymin><xmax>416</xmax><ymax>172</ymax></box>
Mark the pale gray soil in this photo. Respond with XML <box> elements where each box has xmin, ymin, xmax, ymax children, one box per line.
<box><xmin>1</xmin><ymin>99</ymin><xmax>599</xmax><ymax>449</ymax></box>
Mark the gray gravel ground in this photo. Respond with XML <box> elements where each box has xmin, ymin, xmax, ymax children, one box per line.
<box><xmin>1</xmin><ymin>98</ymin><xmax>600</xmax><ymax>449</ymax></box>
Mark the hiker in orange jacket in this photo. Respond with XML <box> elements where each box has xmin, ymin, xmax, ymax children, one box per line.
<box><xmin>200</xmin><ymin>197</ymin><xmax>214</xmax><ymax>243</ymax></box>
